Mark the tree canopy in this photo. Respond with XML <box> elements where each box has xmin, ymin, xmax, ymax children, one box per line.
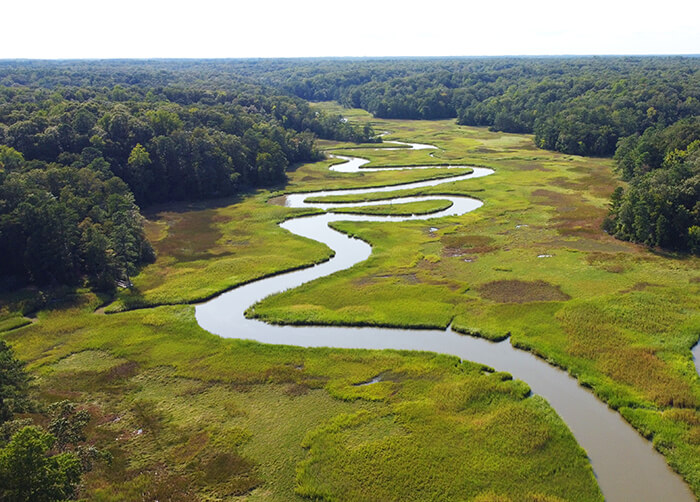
<box><xmin>216</xmin><ymin>56</ymin><xmax>699</xmax><ymax>157</ymax></box>
<box><xmin>1</xmin><ymin>57</ymin><xmax>698</xmax><ymax>289</ymax></box>
<box><xmin>0</xmin><ymin>61</ymin><xmax>379</xmax><ymax>288</ymax></box>
<box><xmin>0</xmin><ymin>342</ymin><xmax>104</xmax><ymax>502</ymax></box>
<box><xmin>604</xmin><ymin>120</ymin><xmax>700</xmax><ymax>253</ymax></box>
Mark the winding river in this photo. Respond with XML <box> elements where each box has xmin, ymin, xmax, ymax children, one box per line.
<box><xmin>195</xmin><ymin>140</ymin><xmax>695</xmax><ymax>501</ymax></box>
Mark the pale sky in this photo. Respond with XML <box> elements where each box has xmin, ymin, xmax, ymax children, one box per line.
<box><xmin>2</xmin><ymin>0</ymin><xmax>699</xmax><ymax>58</ymax></box>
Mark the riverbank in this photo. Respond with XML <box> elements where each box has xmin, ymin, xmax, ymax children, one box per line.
<box><xmin>2</xmin><ymin>109</ymin><xmax>698</xmax><ymax>500</ymax></box>
<box><xmin>196</xmin><ymin>147</ymin><xmax>694</xmax><ymax>501</ymax></box>
<box><xmin>254</xmin><ymin>105</ymin><xmax>700</xmax><ymax>497</ymax></box>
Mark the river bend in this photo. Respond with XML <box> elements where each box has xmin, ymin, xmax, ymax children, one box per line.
<box><xmin>196</xmin><ymin>140</ymin><xmax>695</xmax><ymax>502</ymax></box>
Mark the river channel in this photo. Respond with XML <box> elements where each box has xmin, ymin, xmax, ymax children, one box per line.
<box><xmin>195</xmin><ymin>141</ymin><xmax>695</xmax><ymax>501</ymax></box>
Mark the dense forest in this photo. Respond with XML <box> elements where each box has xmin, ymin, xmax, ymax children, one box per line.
<box><xmin>228</xmin><ymin>57</ymin><xmax>700</xmax><ymax>156</ymax></box>
<box><xmin>603</xmin><ymin>118</ymin><xmax>700</xmax><ymax>251</ymax></box>
<box><xmin>228</xmin><ymin>56</ymin><xmax>700</xmax><ymax>253</ymax></box>
<box><xmin>0</xmin><ymin>61</ymin><xmax>377</xmax><ymax>288</ymax></box>
<box><xmin>1</xmin><ymin>58</ymin><xmax>698</xmax><ymax>292</ymax></box>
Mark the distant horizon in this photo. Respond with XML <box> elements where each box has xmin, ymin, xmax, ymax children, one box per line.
<box><xmin>1</xmin><ymin>54</ymin><xmax>699</xmax><ymax>62</ymax></box>
<box><xmin>3</xmin><ymin>0</ymin><xmax>698</xmax><ymax>59</ymax></box>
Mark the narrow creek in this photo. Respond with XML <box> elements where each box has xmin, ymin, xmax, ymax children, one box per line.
<box><xmin>195</xmin><ymin>141</ymin><xmax>695</xmax><ymax>502</ymax></box>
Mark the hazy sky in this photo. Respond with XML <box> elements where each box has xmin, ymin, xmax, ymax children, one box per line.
<box><xmin>3</xmin><ymin>0</ymin><xmax>699</xmax><ymax>58</ymax></box>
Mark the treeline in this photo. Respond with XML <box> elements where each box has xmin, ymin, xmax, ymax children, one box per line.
<box><xmin>603</xmin><ymin>119</ymin><xmax>700</xmax><ymax>253</ymax></box>
<box><xmin>0</xmin><ymin>148</ymin><xmax>153</xmax><ymax>288</ymax></box>
<box><xmin>228</xmin><ymin>57</ymin><xmax>700</xmax><ymax>157</ymax></box>
<box><xmin>0</xmin><ymin>62</ymin><xmax>378</xmax><ymax>205</ymax></box>
<box><xmin>229</xmin><ymin>57</ymin><xmax>700</xmax><ymax>253</ymax></box>
<box><xmin>0</xmin><ymin>61</ymin><xmax>378</xmax><ymax>288</ymax></box>
<box><xmin>2</xmin><ymin>58</ymin><xmax>698</xmax><ymax>288</ymax></box>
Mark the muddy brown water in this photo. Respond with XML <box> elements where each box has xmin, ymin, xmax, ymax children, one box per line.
<box><xmin>196</xmin><ymin>149</ymin><xmax>695</xmax><ymax>501</ymax></box>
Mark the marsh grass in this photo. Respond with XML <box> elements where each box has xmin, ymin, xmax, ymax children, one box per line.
<box><xmin>254</xmin><ymin>103</ymin><xmax>700</xmax><ymax>495</ymax></box>
<box><xmin>2</xmin><ymin>103</ymin><xmax>698</xmax><ymax>498</ymax></box>
<box><xmin>0</xmin><ymin>315</ymin><xmax>32</xmax><ymax>332</ymax></box>
<box><xmin>2</xmin><ymin>299</ymin><xmax>601</xmax><ymax>500</ymax></box>
<box><xmin>477</xmin><ymin>280</ymin><xmax>571</xmax><ymax>303</ymax></box>
<box><xmin>331</xmin><ymin>199</ymin><xmax>453</xmax><ymax>216</ymax></box>
<box><xmin>107</xmin><ymin>161</ymin><xmax>472</xmax><ymax>311</ymax></box>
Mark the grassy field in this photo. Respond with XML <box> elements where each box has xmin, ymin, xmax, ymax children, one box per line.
<box><xmin>107</xmin><ymin>158</ymin><xmax>472</xmax><ymax>311</ymax></box>
<box><xmin>254</xmin><ymin>104</ymin><xmax>700</xmax><ymax>495</ymax></box>
<box><xmin>1</xmin><ymin>293</ymin><xmax>601</xmax><ymax>501</ymax></box>
<box><xmin>1</xmin><ymin>103</ymin><xmax>698</xmax><ymax>499</ymax></box>
<box><xmin>332</xmin><ymin>198</ymin><xmax>453</xmax><ymax>216</ymax></box>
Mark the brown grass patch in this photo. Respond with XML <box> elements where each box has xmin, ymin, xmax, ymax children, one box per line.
<box><xmin>202</xmin><ymin>452</ymin><xmax>253</xmax><ymax>482</ymax></box>
<box><xmin>284</xmin><ymin>382</ymin><xmax>311</xmax><ymax>396</ymax></box>
<box><xmin>104</xmin><ymin>361</ymin><xmax>140</xmax><ymax>382</ymax></box>
<box><xmin>551</xmin><ymin>163</ymin><xmax>618</xmax><ymax>199</ymax></box>
<box><xmin>549</xmin><ymin>177</ymin><xmax>583</xmax><ymax>190</ymax></box>
<box><xmin>148</xmin><ymin>209</ymin><xmax>226</xmax><ymax>262</ymax></box>
<box><xmin>441</xmin><ymin>234</ymin><xmax>497</xmax><ymax>255</ymax></box>
<box><xmin>267</xmin><ymin>195</ymin><xmax>287</xmax><ymax>206</ymax></box>
<box><xmin>531</xmin><ymin>189</ymin><xmax>607</xmax><ymax>239</ymax></box>
<box><xmin>384</xmin><ymin>273</ymin><xmax>421</xmax><ymax>284</ymax></box>
<box><xmin>477</xmin><ymin>280</ymin><xmax>570</xmax><ymax>303</ymax></box>
<box><xmin>585</xmin><ymin>252</ymin><xmax>629</xmax><ymax>273</ymax></box>
<box><xmin>620</xmin><ymin>282</ymin><xmax>658</xmax><ymax>294</ymax></box>
<box><xmin>603</xmin><ymin>264</ymin><xmax>625</xmax><ymax>273</ymax></box>
<box><xmin>518</xmin><ymin>164</ymin><xmax>551</xmax><ymax>171</ymax></box>
<box><xmin>558</xmin><ymin>302</ymin><xmax>698</xmax><ymax>408</ymax></box>
<box><xmin>353</xmin><ymin>273</ymin><xmax>421</xmax><ymax>287</ymax></box>
<box><xmin>531</xmin><ymin>189</ymin><xmax>573</xmax><ymax>206</ymax></box>
<box><xmin>540</xmin><ymin>238</ymin><xmax>631</xmax><ymax>253</ymax></box>
<box><xmin>127</xmin><ymin>465</ymin><xmax>197</xmax><ymax>502</ymax></box>
<box><xmin>199</xmin><ymin>452</ymin><xmax>262</xmax><ymax>495</ymax></box>
<box><xmin>599</xmin><ymin>347</ymin><xmax>697</xmax><ymax>408</ymax></box>
<box><xmin>173</xmin><ymin>431</ymin><xmax>209</xmax><ymax>462</ymax></box>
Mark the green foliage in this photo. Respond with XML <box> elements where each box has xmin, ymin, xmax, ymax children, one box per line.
<box><xmin>0</xmin><ymin>426</ymin><xmax>82</xmax><ymax>502</ymax></box>
<box><xmin>0</xmin><ymin>341</ymin><xmax>106</xmax><ymax>500</ymax></box>
<box><xmin>0</xmin><ymin>340</ymin><xmax>30</xmax><ymax>424</ymax></box>
<box><xmin>0</xmin><ymin>317</ymin><xmax>31</xmax><ymax>333</ymax></box>
<box><xmin>127</xmin><ymin>143</ymin><xmax>150</xmax><ymax>170</ymax></box>
<box><xmin>106</xmin><ymin>159</ymin><xmax>470</xmax><ymax>310</ymax></box>
<box><xmin>249</xmin><ymin>108</ymin><xmax>700</xmax><ymax>496</ymax></box>
<box><xmin>47</xmin><ymin>401</ymin><xmax>90</xmax><ymax>451</ymax></box>
<box><xmin>214</xmin><ymin>56</ymin><xmax>699</xmax><ymax>157</ymax></box>
<box><xmin>146</xmin><ymin>109</ymin><xmax>182</xmax><ymax>136</ymax></box>
<box><xmin>0</xmin><ymin>60</ymin><xmax>378</xmax><ymax>207</ymax></box>
<box><xmin>1</xmin><ymin>99</ymin><xmax>698</xmax><ymax>499</ymax></box>
<box><xmin>605</xmin><ymin>128</ymin><xmax>700</xmax><ymax>252</ymax></box>
<box><xmin>296</xmin><ymin>395</ymin><xmax>600</xmax><ymax>502</ymax></box>
<box><xmin>613</xmin><ymin>118</ymin><xmax>700</xmax><ymax>180</ymax></box>
<box><xmin>689</xmin><ymin>225</ymin><xmax>700</xmax><ymax>253</ymax></box>
<box><xmin>0</xmin><ymin>166</ymin><xmax>153</xmax><ymax>286</ymax></box>
<box><xmin>0</xmin><ymin>302</ymin><xmax>602</xmax><ymax>501</ymax></box>
<box><xmin>0</xmin><ymin>145</ymin><xmax>24</xmax><ymax>171</ymax></box>
<box><xmin>0</xmin><ymin>61</ymin><xmax>381</xmax><ymax>289</ymax></box>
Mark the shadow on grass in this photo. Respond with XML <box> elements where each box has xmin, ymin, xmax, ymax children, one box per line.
<box><xmin>141</xmin><ymin>192</ymin><xmax>247</xmax><ymax>217</ymax></box>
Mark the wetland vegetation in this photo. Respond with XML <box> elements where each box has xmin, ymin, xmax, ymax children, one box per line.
<box><xmin>253</xmin><ymin>107</ymin><xmax>700</xmax><ymax>496</ymax></box>
<box><xmin>1</xmin><ymin>59</ymin><xmax>699</xmax><ymax>501</ymax></box>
